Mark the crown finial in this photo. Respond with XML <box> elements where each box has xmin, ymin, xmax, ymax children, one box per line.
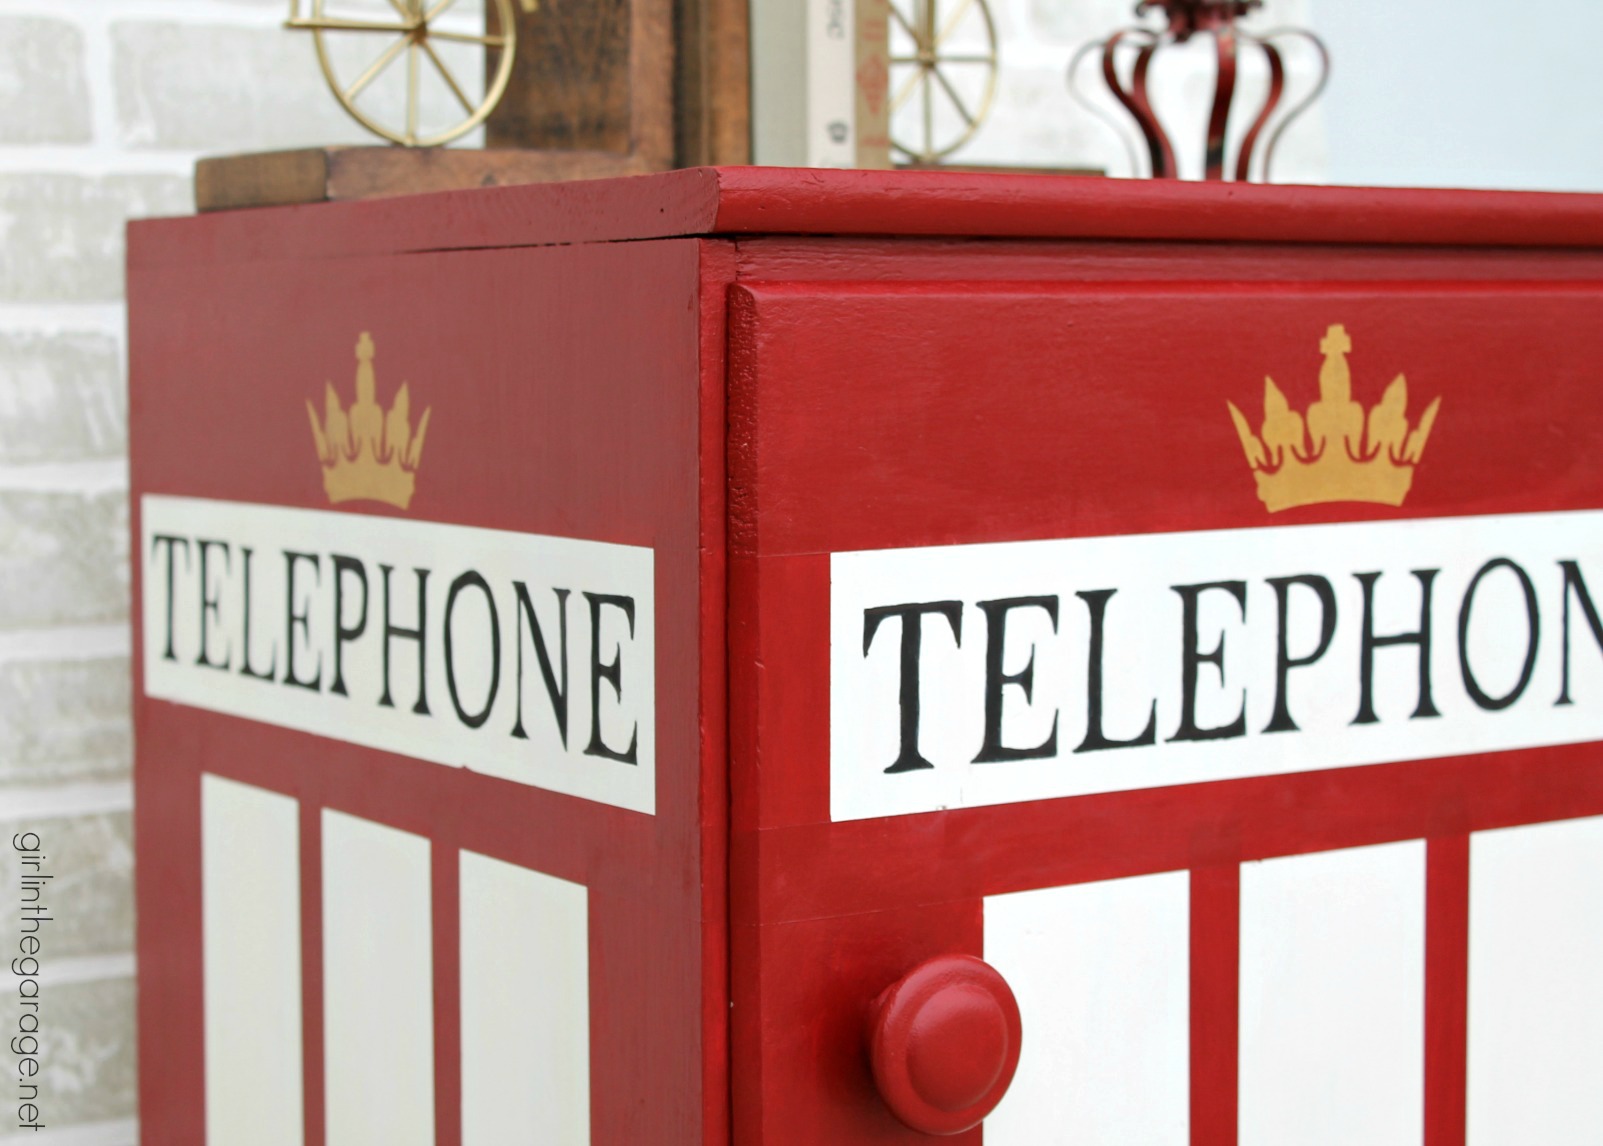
<box><xmin>1315</xmin><ymin>322</ymin><xmax>1357</xmax><ymax>412</ymax></box>
<box><xmin>352</xmin><ymin>332</ymin><xmax>379</xmax><ymax>409</ymax></box>
<box><xmin>1319</xmin><ymin>323</ymin><xmax>1351</xmax><ymax>358</ymax></box>
<box><xmin>1136</xmin><ymin>0</ymin><xmax>1261</xmax><ymax>39</ymax></box>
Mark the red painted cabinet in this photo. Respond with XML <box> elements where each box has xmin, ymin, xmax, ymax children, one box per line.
<box><xmin>129</xmin><ymin>169</ymin><xmax>1603</xmax><ymax>1145</ymax></box>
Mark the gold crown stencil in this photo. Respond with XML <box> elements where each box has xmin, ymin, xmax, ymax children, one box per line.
<box><xmin>306</xmin><ymin>332</ymin><xmax>431</xmax><ymax>510</ymax></box>
<box><xmin>1228</xmin><ymin>324</ymin><xmax>1442</xmax><ymax>513</ymax></box>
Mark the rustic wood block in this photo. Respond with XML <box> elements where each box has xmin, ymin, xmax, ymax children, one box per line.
<box><xmin>194</xmin><ymin>148</ymin><xmax>330</xmax><ymax>213</ymax></box>
<box><xmin>486</xmin><ymin>0</ymin><xmax>677</xmax><ymax>169</ymax></box>
<box><xmin>193</xmin><ymin>147</ymin><xmax>651</xmax><ymax>213</ymax></box>
<box><xmin>675</xmin><ymin>0</ymin><xmax>752</xmax><ymax>166</ymax></box>
<box><xmin>487</xmin><ymin>0</ymin><xmax>633</xmax><ymax>153</ymax></box>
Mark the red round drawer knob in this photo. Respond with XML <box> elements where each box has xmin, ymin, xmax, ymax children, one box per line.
<box><xmin>868</xmin><ymin>954</ymin><xmax>1023</xmax><ymax>1136</ymax></box>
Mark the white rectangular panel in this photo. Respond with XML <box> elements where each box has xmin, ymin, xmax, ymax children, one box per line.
<box><xmin>984</xmin><ymin>871</ymin><xmax>1190</xmax><ymax>1146</ymax></box>
<box><xmin>202</xmin><ymin>774</ymin><xmax>304</xmax><ymax>1146</ymax></box>
<box><xmin>1239</xmin><ymin>841</ymin><xmax>1425</xmax><ymax>1146</ymax></box>
<box><xmin>831</xmin><ymin>510</ymin><xmax>1603</xmax><ymax>821</ymax></box>
<box><xmin>141</xmin><ymin>495</ymin><xmax>656</xmax><ymax>813</ymax></box>
<box><xmin>323</xmin><ymin>810</ymin><xmax>434</xmax><ymax>1146</ymax></box>
<box><xmin>1469</xmin><ymin>814</ymin><xmax>1603</xmax><ymax>1145</ymax></box>
<box><xmin>461</xmin><ymin>851</ymin><xmax>590</xmax><ymax>1145</ymax></box>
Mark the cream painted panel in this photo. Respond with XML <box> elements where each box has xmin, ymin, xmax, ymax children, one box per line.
<box><xmin>1239</xmin><ymin>841</ymin><xmax>1425</xmax><ymax>1146</ymax></box>
<box><xmin>985</xmin><ymin>870</ymin><xmax>1190</xmax><ymax>1145</ymax></box>
<box><xmin>460</xmin><ymin>850</ymin><xmax>590</xmax><ymax>1145</ymax></box>
<box><xmin>323</xmin><ymin>809</ymin><xmax>434</xmax><ymax>1146</ymax></box>
<box><xmin>202</xmin><ymin>774</ymin><xmax>304</xmax><ymax>1146</ymax></box>
<box><xmin>1469</xmin><ymin>815</ymin><xmax>1603</xmax><ymax>1144</ymax></box>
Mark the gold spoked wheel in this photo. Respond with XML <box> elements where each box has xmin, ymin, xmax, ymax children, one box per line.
<box><xmin>888</xmin><ymin>0</ymin><xmax>999</xmax><ymax>164</ymax></box>
<box><xmin>287</xmin><ymin>0</ymin><xmax>519</xmax><ymax>147</ymax></box>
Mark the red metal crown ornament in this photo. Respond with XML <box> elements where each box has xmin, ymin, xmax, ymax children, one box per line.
<box><xmin>1070</xmin><ymin>0</ymin><xmax>1329</xmax><ymax>182</ymax></box>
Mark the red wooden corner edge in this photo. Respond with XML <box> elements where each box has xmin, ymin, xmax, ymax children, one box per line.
<box><xmin>706</xmin><ymin>166</ymin><xmax>1603</xmax><ymax>249</ymax></box>
<box><xmin>125</xmin><ymin>166</ymin><xmax>727</xmax><ymax>268</ymax></box>
<box><xmin>126</xmin><ymin>165</ymin><xmax>1603</xmax><ymax>270</ymax></box>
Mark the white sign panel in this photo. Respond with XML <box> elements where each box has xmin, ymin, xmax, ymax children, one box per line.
<box><xmin>831</xmin><ymin>510</ymin><xmax>1603</xmax><ymax>821</ymax></box>
<box><xmin>142</xmin><ymin>496</ymin><xmax>655</xmax><ymax>814</ymax></box>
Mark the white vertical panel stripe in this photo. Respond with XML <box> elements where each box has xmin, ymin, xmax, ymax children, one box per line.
<box><xmin>201</xmin><ymin>773</ymin><xmax>304</xmax><ymax>1146</ymax></box>
<box><xmin>984</xmin><ymin>871</ymin><xmax>1190</xmax><ymax>1146</ymax></box>
<box><xmin>460</xmin><ymin>851</ymin><xmax>591</xmax><ymax>1145</ymax></box>
<box><xmin>1468</xmin><ymin>814</ymin><xmax>1603</xmax><ymax>1145</ymax></box>
<box><xmin>1239</xmin><ymin>840</ymin><xmax>1426</xmax><ymax>1146</ymax></box>
<box><xmin>322</xmin><ymin>810</ymin><xmax>435</xmax><ymax>1146</ymax></box>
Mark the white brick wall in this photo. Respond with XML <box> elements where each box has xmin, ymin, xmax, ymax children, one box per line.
<box><xmin>0</xmin><ymin>4</ymin><xmax>379</xmax><ymax>1143</ymax></box>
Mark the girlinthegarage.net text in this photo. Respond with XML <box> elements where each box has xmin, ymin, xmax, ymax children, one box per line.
<box><xmin>11</xmin><ymin>832</ymin><xmax>51</xmax><ymax>1134</ymax></box>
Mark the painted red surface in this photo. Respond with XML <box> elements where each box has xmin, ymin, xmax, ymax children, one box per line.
<box><xmin>129</xmin><ymin>170</ymin><xmax>1603</xmax><ymax>1145</ymax></box>
<box><xmin>1425</xmin><ymin>836</ymin><xmax>1470</xmax><ymax>1146</ymax></box>
<box><xmin>1189</xmin><ymin>864</ymin><xmax>1241</xmax><ymax>1146</ymax></box>
<box><xmin>131</xmin><ymin>238</ymin><xmax>718</xmax><ymax>1144</ymax></box>
<box><xmin>125</xmin><ymin>166</ymin><xmax>1603</xmax><ymax>276</ymax></box>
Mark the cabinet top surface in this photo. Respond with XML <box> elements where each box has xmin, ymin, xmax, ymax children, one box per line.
<box><xmin>130</xmin><ymin>166</ymin><xmax>1603</xmax><ymax>267</ymax></box>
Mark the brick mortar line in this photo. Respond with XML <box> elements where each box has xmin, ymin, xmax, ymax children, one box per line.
<box><xmin>1</xmin><ymin>2</ymin><xmax>283</xmax><ymax>29</ymax></box>
<box><xmin>76</xmin><ymin>8</ymin><xmax>120</xmax><ymax>154</ymax></box>
<box><xmin>0</xmin><ymin>301</ymin><xmax>127</xmax><ymax>333</ymax></box>
<box><xmin>0</xmin><ymin>1118</ymin><xmax>139</xmax><ymax>1146</ymax></box>
<box><xmin>31</xmin><ymin>952</ymin><xmax>138</xmax><ymax>987</ymax></box>
<box><xmin>0</xmin><ymin>622</ymin><xmax>131</xmax><ymax>663</ymax></box>
<box><xmin>0</xmin><ymin>760</ymin><xmax>130</xmax><ymax>787</ymax></box>
<box><xmin>0</xmin><ymin>458</ymin><xmax>129</xmax><ymax>494</ymax></box>
<box><xmin>0</xmin><ymin>150</ymin><xmax>201</xmax><ymax>176</ymax></box>
<box><xmin>0</xmin><ymin>779</ymin><xmax>134</xmax><ymax>821</ymax></box>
